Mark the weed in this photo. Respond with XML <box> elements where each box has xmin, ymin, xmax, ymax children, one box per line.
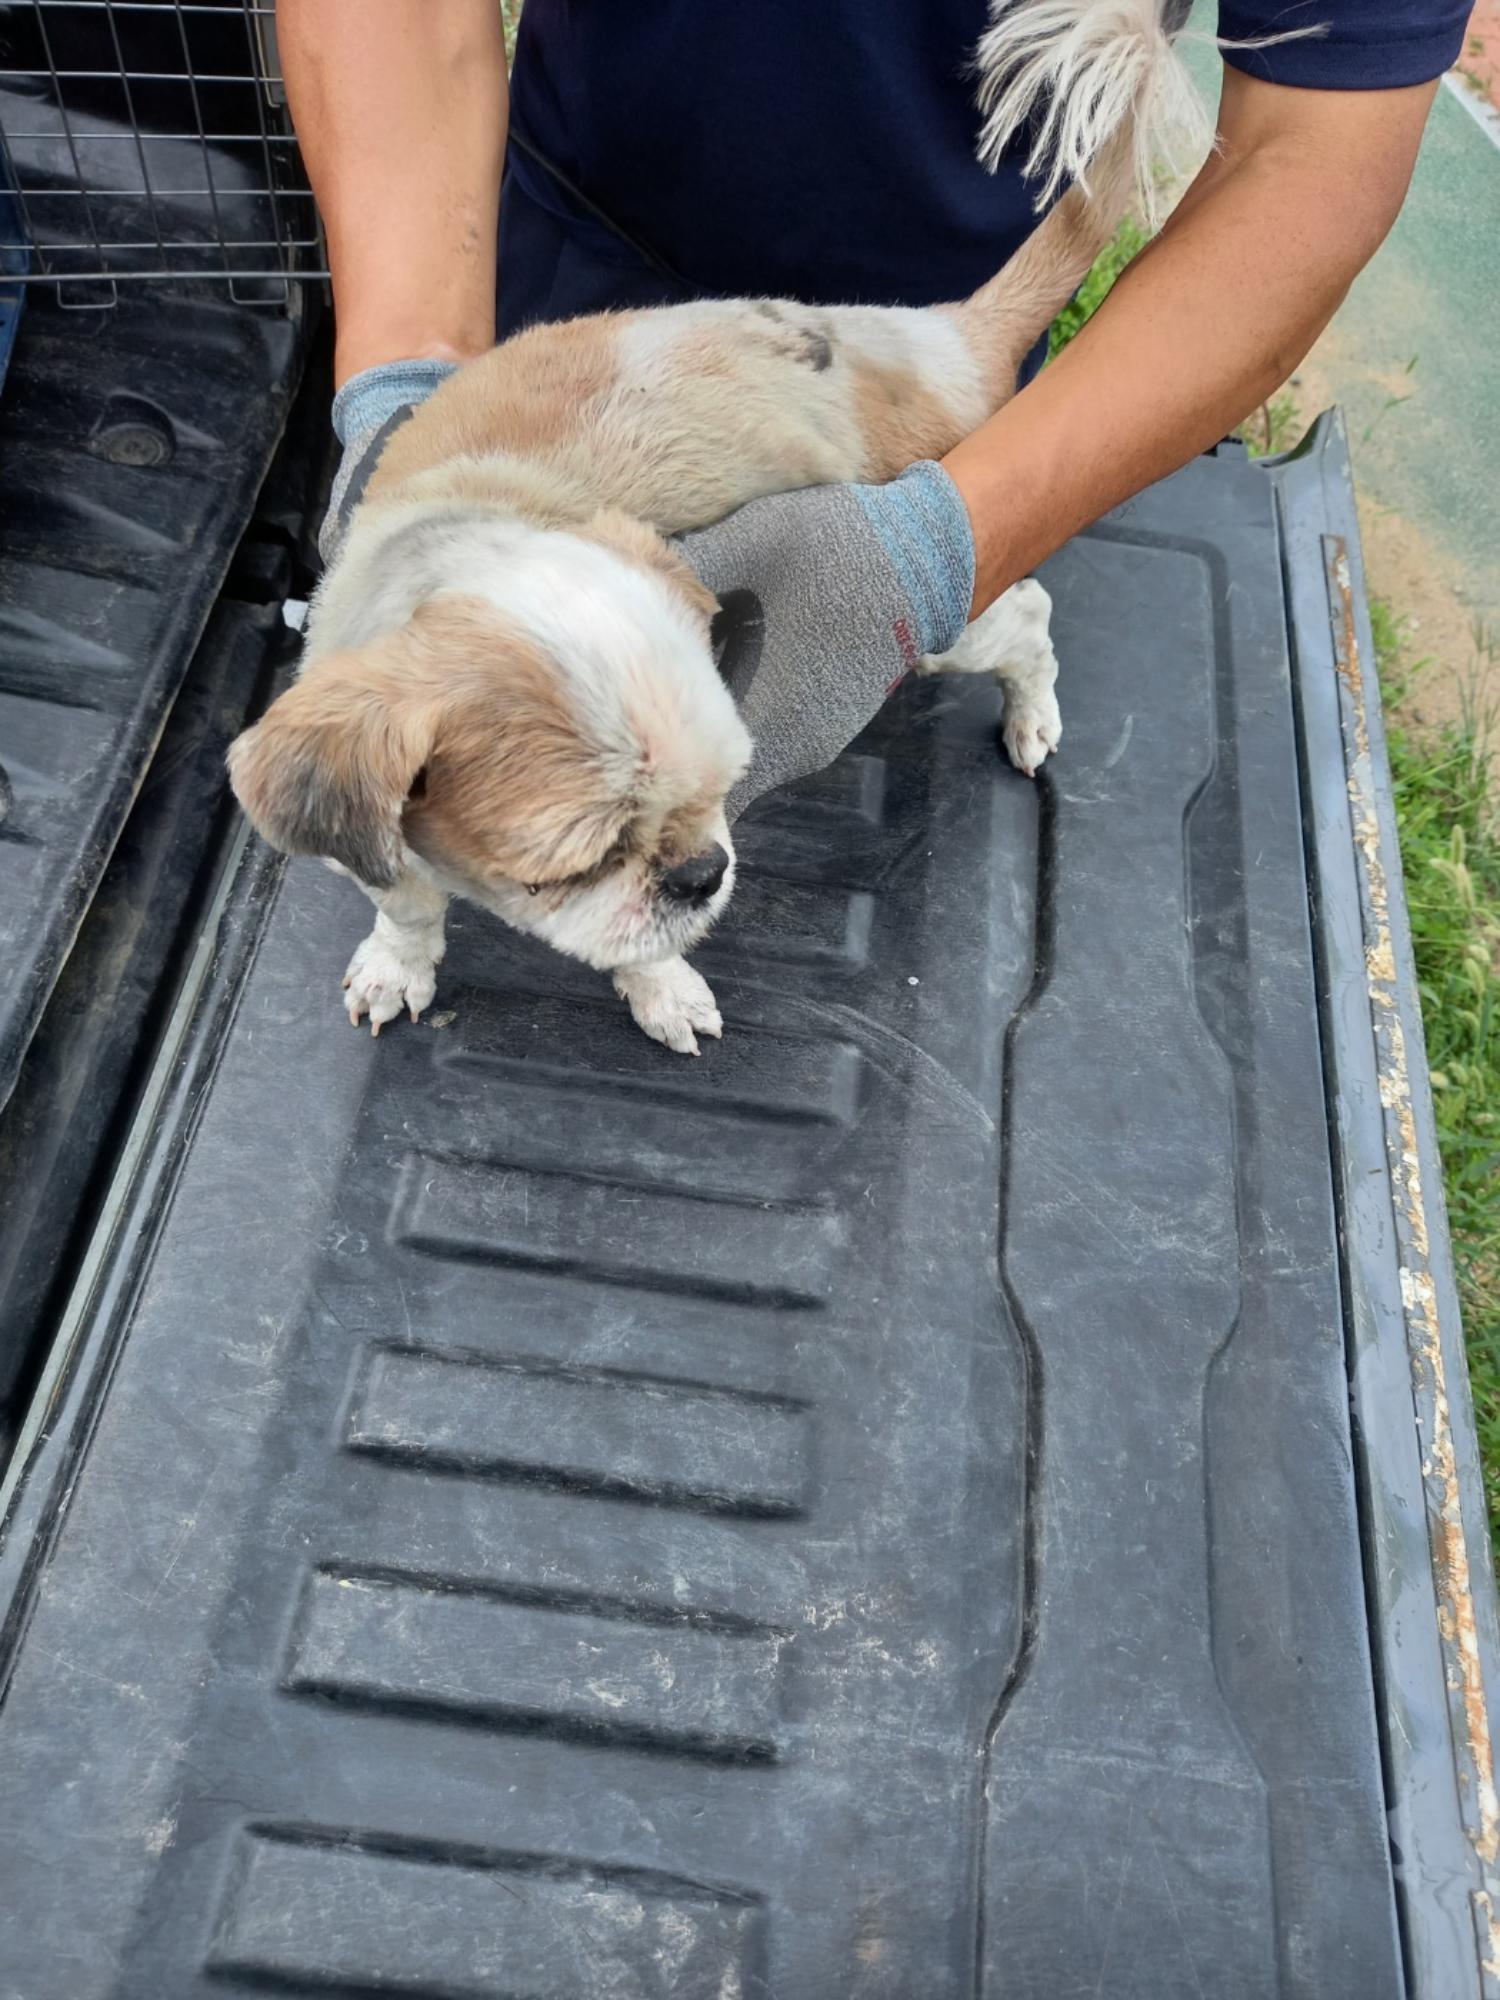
<box><xmin>1375</xmin><ymin>603</ymin><xmax>1500</xmax><ymax>1543</ymax></box>
<box><xmin>1240</xmin><ymin>390</ymin><xmax>1302</xmax><ymax>459</ymax></box>
<box><xmin>1363</xmin><ymin>353</ymin><xmax>1420</xmax><ymax>443</ymax></box>
<box><xmin>1046</xmin><ymin>216</ymin><xmax>1149</xmax><ymax>359</ymax></box>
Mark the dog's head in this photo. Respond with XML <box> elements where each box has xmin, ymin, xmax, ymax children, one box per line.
<box><xmin>228</xmin><ymin>514</ymin><xmax>750</xmax><ymax>969</ymax></box>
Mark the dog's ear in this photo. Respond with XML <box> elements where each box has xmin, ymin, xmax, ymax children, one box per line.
<box><xmin>227</xmin><ymin>646</ymin><xmax>437</xmax><ymax>889</ymax></box>
<box><xmin>584</xmin><ymin>508</ymin><xmax>720</xmax><ymax>627</ymax></box>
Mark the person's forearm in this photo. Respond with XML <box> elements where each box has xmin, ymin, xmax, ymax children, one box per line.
<box><xmin>277</xmin><ymin>0</ymin><xmax>507</xmax><ymax>385</ymax></box>
<box><xmin>944</xmin><ymin>73</ymin><xmax>1438</xmax><ymax>614</ymax></box>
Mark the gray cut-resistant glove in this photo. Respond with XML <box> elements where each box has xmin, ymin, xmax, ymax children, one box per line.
<box><xmin>320</xmin><ymin>358</ymin><xmax>458</xmax><ymax>565</ymax></box>
<box><xmin>676</xmin><ymin>462</ymin><xmax>977</xmax><ymax>821</ymax></box>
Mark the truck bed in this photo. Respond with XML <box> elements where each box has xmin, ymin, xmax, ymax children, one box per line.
<box><xmin>0</xmin><ymin>411</ymin><xmax>1492</xmax><ymax>1997</ymax></box>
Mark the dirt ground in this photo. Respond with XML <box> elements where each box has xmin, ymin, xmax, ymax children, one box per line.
<box><xmin>1263</xmin><ymin>31</ymin><xmax>1500</xmax><ymax>749</ymax></box>
<box><xmin>1277</xmin><ymin>339</ymin><xmax>1497</xmax><ymax>739</ymax></box>
<box><xmin>1459</xmin><ymin>1</ymin><xmax>1500</xmax><ymax>109</ymax></box>
<box><xmin>1169</xmin><ymin>28</ymin><xmax>1500</xmax><ymax>747</ymax></box>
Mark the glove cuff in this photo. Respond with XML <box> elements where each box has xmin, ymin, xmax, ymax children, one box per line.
<box><xmin>332</xmin><ymin>358</ymin><xmax>459</xmax><ymax>447</ymax></box>
<box><xmin>851</xmin><ymin>460</ymin><xmax>976</xmax><ymax>657</ymax></box>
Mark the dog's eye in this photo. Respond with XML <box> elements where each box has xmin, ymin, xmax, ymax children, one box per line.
<box><xmin>526</xmin><ymin>884</ymin><xmax>541</xmax><ymax>897</ymax></box>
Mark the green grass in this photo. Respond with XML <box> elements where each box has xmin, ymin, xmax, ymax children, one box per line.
<box><xmin>1046</xmin><ymin>215</ymin><xmax>1149</xmax><ymax>360</ymax></box>
<box><xmin>1374</xmin><ymin>604</ymin><xmax>1500</xmax><ymax>1540</ymax></box>
<box><xmin>1239</xmin><ymin>390</ymin><xmax>1301</xmax><ymax>459</ymax></box>
<box><xmin>1052</xmin><ymin>231</ymin><xmax>1500</xmax><ymax>1545</ymax></box>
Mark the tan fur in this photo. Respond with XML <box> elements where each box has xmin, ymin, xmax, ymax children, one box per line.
<box><xmin>367</xmin><ymin>313</ymin><xmax>632</xmax><ymax>501</ymax></box>
<box><xmin>374</xmin><ymin>451</ymin><xmax>597</xmax><ymax>529</ymax></box>
<box><xmin>398</xmin><ymin>600</ymin><xmax>636</xmax><ymax>885</ymax></box>
<box><xmin>849</xmin><ymin>359</ymin><xmax>972</xmax><ymax>482</ymax></box>
<box><xmin>581</xmin><ymin>508</ymin><xmax>721</xmax><ymax>627</ymax></box>
<box><xmin>230</xmin><ymin>597</ymin><xmax>639</xmax><ymax>889</ymax></box>
<box><xmin>952</xmin><ymin>126</ymin><xmax>1137</xmax><ymax>400</ymax></box>
<box><xmin>227</xmin><ymin>628</ymin><xmax>440</xmax><ymax>888</ymax></box>
<box><xmin>657</xmin><ymin>795</ymin><xmax>728</xmax><ymax>871</ymax></box>
<box><xmin>352</xmin><ymin>129</ymin><xmax>1136</xmax><ymax>553</ymax></box>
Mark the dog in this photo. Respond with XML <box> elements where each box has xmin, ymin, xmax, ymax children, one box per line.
<box><xmin>230</xmin><ymin>1</ymin><xmax>1196</xmax><ymax>1054</ymax></box>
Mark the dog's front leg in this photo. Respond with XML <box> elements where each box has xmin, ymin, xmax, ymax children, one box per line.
<box><xmin>342</xmin><ymin>867</ymin><xmax>449</xmax><ymax>1034</ymax></box>
<box><xmin>613</xmin><ymin>956</ymin><xmax>723</xmax><ymax>1056</ymax></box>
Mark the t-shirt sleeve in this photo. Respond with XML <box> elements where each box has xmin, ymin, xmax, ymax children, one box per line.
<box><xmin>1216</xmin><ymin>1</ymin><xmax>1474</xmax><ymax>89</ymax></box>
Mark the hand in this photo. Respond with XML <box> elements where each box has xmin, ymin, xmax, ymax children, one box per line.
<box><xmin>321</xmin><ymin>358</ymin><xmax>459</xmax><ymax>564</ymax></box>
<box><xmin>676</xmin><ymin>462</ymin><xmax>976</xmax><ymax>819</ymax></box>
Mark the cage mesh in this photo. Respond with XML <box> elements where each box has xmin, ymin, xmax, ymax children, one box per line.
<box><xmin>0</xmin><ymin>0</ymin><xmax>325</xmax><ymax>306</ymax></box>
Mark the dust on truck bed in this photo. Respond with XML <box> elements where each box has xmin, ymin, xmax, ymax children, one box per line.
<box><xmin>0</xmin><ymin>415</ymin><xmax>1494</xmax><ymax>2000</ymax></box>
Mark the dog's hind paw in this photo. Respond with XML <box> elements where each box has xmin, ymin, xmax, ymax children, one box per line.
<box><xmin>1002</xmin><ymin>684</ymin><xmax>1062</xmax><ymax>778</ymax></box>
<box><xmin>343</xmin><ymin>928</ymin><xmax>440</xmax><ymax>1035</ymax></box>
<box><xmin>614</xmin><ymin>956</ymin><xmax>723</xmax><ymax>1056</ymax></box>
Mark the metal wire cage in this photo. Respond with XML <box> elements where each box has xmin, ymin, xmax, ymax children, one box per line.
<box><xmin>0</xmin><ymin>0</ymin><xmax>325</xmax><ymax>306</ymax></box>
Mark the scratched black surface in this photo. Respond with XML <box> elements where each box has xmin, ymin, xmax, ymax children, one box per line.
<box><xmin>0</xmin><ymin>286</ymin><xmax>300</xmax><ymax>1122</ymax></box>
<box><xmin>0</xmin><ymin>453</ymin><xmax>1404</xmax><ymax>1998</ymax></box>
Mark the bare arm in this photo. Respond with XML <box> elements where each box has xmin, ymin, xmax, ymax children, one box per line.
<box><xmin>944</xmin><ymin>68</ymin><xmax>1438</xmax><ymax>613</ymax></box>
<box><xmin>276</xmin><ymin>0</ymin><xmax>508</xmax><ymax>386</ymax></box>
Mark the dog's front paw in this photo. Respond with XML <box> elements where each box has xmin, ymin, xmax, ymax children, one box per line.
<box><xmin>614</xmin><ymin>958</ymin><xmax>723</xmax><ymax>1056</ymax></box>
<box><xmin>1002</xmin><ymin>683</ymin><xmax>1062</xmax><ymax>779</ymax></box>
<box><xmin>343</xmin><ymin>928</ymin><xmax>440</xmax><ymax>1035</ymax></box>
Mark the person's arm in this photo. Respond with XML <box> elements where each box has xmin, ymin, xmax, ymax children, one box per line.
<box><xmin>276</xmin><ymin>0</ymin><xmax>508</xmax><ymax>387</ymax></box>
<box><xmin>944</xmin><ymin>67</ymin><xmax>1438</xmax><ymax>614</ymax></box>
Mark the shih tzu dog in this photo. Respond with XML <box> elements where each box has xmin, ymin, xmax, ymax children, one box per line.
<box><xmin>230</xmin><ymin>1</ymin><xmax>1197</xmax><ymax>1052</ymax></box>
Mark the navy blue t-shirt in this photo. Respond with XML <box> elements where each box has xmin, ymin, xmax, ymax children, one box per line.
<box><xmin>507</xmin><ymin>2</ymin><xmax>1471</xmax><ymax>311</ymax></box>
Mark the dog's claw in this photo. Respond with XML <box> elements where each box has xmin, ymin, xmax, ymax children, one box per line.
<box><xmin>614</xmin><ymin>958</ymin><xmax>723</xmax><ymax>1055</ymax></box>
<box><xmin>342</xmin><ymin>929</ymin><xmax>440</xmax><ymax>1038</ymax></box>
<box><xmin>1002</xmin><ymin>695</ymin><xmax>1062</xmax><ymax>779</ymax></box>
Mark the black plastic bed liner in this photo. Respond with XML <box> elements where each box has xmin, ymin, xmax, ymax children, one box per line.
<box><xmin>0</xmin><ymin>417</ymin><xmax>1494</xmax><ymax>1999</ymax></box>
<box><xmin>0</xmin><ymin>284</ymin><xmax>304</xmax><ymax>1119</ymax></box>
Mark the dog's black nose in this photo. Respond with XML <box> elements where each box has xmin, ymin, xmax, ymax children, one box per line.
<box><xmin>659</xmin><ymin>844</ymin><xmax>729</xmax><ymax>905</ymax></box>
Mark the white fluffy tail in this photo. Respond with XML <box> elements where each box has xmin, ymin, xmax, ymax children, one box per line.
<box><xmin>973</xmin><ymin>0</ymin><xmax>1209</xmax><ymax>228</ymax></box>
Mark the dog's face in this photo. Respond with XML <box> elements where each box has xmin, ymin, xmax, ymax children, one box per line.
<box><xmin>228</xmin><ymin>520</ymin><xmax>750</xmax><ymax>970</ymax></box>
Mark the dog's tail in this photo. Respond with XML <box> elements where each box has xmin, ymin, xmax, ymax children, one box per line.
<box><xmin>951</xmin><ymin>2</ymin><xmax>1210</xmax><ymax>399</ymax></box>
<box><xmin>951</xmin><ymin>118</ymin><xmax>1140</xmax><ymax>400</ymax></box>
<box><xmin>973</xmin><ymin>0</ymin><xmax>1209</xmax><ymax>227</ymax></box>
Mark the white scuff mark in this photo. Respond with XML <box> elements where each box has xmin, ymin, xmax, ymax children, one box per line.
<box><xmin>1102</xmin><ymin>714</ymin><xmax>1135</xmax><ymax>768</ymax></box>
<box><xmin>585</xmin><ymin>1681</ymin><xmax>629</xmax><ymax>1709</ymax></box>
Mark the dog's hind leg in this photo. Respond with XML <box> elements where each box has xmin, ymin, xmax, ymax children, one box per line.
<box><xmin>919</xmin><ymin>578</ymin><xmax>1061</xmax><ymax>778</ymax></box>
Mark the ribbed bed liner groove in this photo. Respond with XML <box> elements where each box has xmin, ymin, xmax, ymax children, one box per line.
<box><xmin>0</xmin><ymin>285</ymin><xmax>302</xmax><ymax>1127</ymax></box>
